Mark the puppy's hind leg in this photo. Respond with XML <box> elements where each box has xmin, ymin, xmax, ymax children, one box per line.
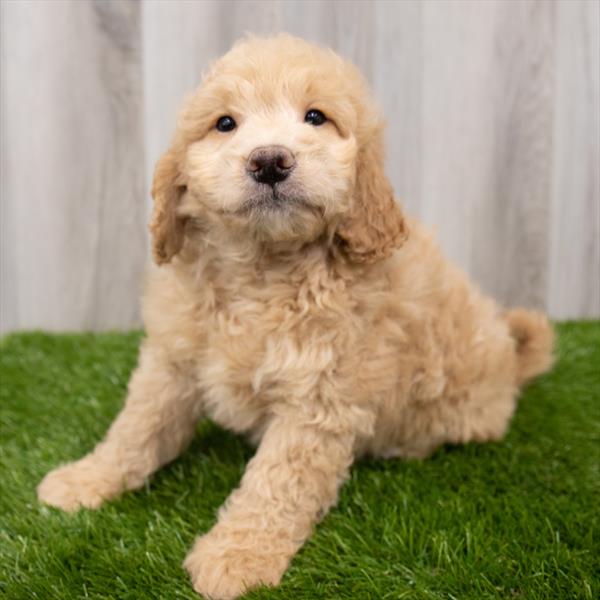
<box><xmin>37</xmin><ymin>341</ymin><xmax>201</xmax><ymax>511</ymax></box>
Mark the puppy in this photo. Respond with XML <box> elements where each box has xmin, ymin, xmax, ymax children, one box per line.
<box><xmin>38</xmin><ymin>35</ymin><xmax>554</xmax><ymax>599</ymax></box>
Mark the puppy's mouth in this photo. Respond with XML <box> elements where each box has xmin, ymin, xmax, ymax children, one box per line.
<box><xmin>236</xmin><ymin>184</ymin><xmax>311</xmax><ymax>215</ymax></box>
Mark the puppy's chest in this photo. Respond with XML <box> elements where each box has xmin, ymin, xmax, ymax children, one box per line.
<box><xmin>195</xmin><ymin>268</ymin><xmax>354</xmax><ymax>433</ymax></box>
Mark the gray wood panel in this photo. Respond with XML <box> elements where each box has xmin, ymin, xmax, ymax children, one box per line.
<box><xmin>470</xmin><ymin>0</ymin><xmax>555</xmax><ymax>310</ymax></box>
<box><xmin>549</xmin><ymin>0</ymin><xmax>600</xmax><ymax>319</ymax></box>
<box><xmin>142</xmin><ymin>0</ymin><xmax>221</xmax><ymax>221</ymax></box>
<box><xmin>421</xmin><ymin>0</ymin><xmax>499</xmax><ymax>270</ymax></box>
<box><xmin>1</xmin><ymin>0</ymin><xmax>598</xmax><ymax>332</ymax></box>
<box><xmin>1</xmin><ymin>0</ymin><xmax>146</xmax><ymax>331</ymax></box>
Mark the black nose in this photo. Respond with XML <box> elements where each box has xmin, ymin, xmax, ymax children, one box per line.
<box><xmin>247</xmin><ymin>145</ymin><xmax>296</xmax><ymax>186</ymax></box>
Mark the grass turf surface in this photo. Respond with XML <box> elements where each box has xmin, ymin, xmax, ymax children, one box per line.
<box><xmin>0</xmin><ymin>323</ymin><xmax>598</xmax><ymax>600</ymax></box>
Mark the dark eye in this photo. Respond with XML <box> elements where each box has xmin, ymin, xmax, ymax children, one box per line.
<box><xmin>216</xmin><ymin>116</ymin><xmax>236</xmax><ymax>132</ymax></box>
<box><xmin>304</xmin><ymin>109</ymin><xmax>327</xmax><ymax>126</ymax></box>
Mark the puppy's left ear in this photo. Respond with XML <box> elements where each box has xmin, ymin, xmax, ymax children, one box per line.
<box><xmin>336</xmin><ymin>127</ymin><xmax>407</xmax><ymax>263</ymax></box>
<box><xmin>149</xmin><ymin>149</ymin><xmax>187</xmax><ymax>265</ymax></box>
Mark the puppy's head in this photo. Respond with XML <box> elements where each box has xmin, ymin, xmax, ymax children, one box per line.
<box><xmin>150</xmin><ymin>34</ymin><xmax>407</xmax><ymax>264</ymax></box>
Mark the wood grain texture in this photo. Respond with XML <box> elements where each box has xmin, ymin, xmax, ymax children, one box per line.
<box><xmin>142</xmin><ymin>0</ymin><xmax>221</xmax><ymax>223</ymax></box>
<box><xmin>549</xmin><ymin>0</ymin><xmax>600</xmax><ymax>319</ymax></box>
<box><xmin>0</xmin><ymin>0</ymin><xmax>17</xmax><ymax>332</ymax></box>
<box><xmin>421</xmin><ymin>0</ymin><xmax>498</xmax><ymax>270</ymax></box>
<box><xmin>1</xmin><ymin>0</ymin><xmax>146</xmax><ymax>332</ymax></box>
<box><xmin>1</xmin><ymin>0</ymin><xmax>598</xmax><ymax>332</ymax></box>
<box><xmin>372</xmin><ymin>1</ymin><xmax>423</xmax><ymax>218</ymax></box>
<box><xmin>470</xmin><ymin>0</ymin><xmax>555</xmax><ymax>310</ymax></box>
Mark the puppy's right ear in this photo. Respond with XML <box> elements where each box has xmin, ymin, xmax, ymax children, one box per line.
<box><xmin>149</xmin><ymin>149</ymin><xmax>187</xmax><ymax>265</ymax></box>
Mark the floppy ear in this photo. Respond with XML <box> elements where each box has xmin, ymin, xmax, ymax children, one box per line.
<box><xmin>336</xmin><ymin>128</ymin><xmax>407</xmax><ymax>263</ymax></box>
<box><xmin>149</xmin><ymin>149</ymin><xmax>187</xmax><ymax>265</ymax></box>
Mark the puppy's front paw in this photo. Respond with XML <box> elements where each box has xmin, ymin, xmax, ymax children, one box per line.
<box><xmin>37</xmin><ymin>456</ymin><xmax>124</xmax><ymax>512</ymax></box>
<box><xmin>184</xmin><ymin>529</ymin><xmax>289</xmax><ymax>600</ymax></box>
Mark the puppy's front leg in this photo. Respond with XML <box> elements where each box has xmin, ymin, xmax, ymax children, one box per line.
<box><xmin>37</xmin><ymin>342</ymin><xmax>201</xmax><ymax>511</ymax></box>
<box><xmin>184</xmin><ymin>417</ymin><xmax>354</xmax><ymax>600</ymax></box>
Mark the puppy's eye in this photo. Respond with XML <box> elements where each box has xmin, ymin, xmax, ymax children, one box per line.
<box><xmin>216</xmin><ymin>116</ymin><xmax>236</xmax><ymax>132</ymax></box>
<box><xmin>304</xmin><ymin>109</ymin><xmax>327</xmax><ymax>126</ymax></box>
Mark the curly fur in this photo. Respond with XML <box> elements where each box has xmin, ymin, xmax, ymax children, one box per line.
<box><xmin>38</xmin><ymin>34</ymin><xmax>554</xmax><ymax>599</ymax></box>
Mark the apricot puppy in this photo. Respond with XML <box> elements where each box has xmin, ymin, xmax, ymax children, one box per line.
<box><xmin>38</xmin><ymin>35</ymin><xmax>554</xmax><ymax>599</ymax></box>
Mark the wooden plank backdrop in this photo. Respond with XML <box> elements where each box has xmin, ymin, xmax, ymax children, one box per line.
<box><xmin>1</xmin><ymin>0</ymin><xmax>598</xmax><ymax>332</ymax></box>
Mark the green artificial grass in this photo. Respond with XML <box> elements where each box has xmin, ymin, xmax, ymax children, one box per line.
<box><xmin>0</xmin><ymin>323</ymin><xmax>598</xmax><ymax>600</ymax></box>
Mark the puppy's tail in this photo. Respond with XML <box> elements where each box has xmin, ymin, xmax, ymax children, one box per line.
<box><xmin>504</xmin><ymin>308</ymin><xmax>554</xmax><ymax>386</ymax></box>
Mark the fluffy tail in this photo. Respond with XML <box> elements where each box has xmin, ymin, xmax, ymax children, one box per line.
<box><xmin>505</xmin><ymin>308</ymin><xmax>555</xmax><ymax>386</ymax></box>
